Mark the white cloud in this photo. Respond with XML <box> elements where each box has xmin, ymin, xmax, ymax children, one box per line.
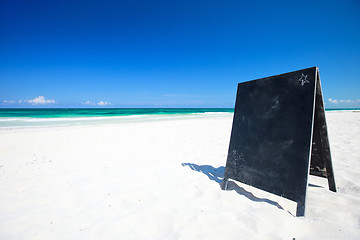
<box><xmin>26</xmin><ymin>96</ymin><xmax>55</xmax><ymax>105</ymax></box>
<box><xmin>2</xmin><ymin>97</ymin><xmax>55</xmax><ymax>105</ymax></box>
<box><xmin>84</xmin><ymin>100</ymin><xmax>96</xmax><ymax>105</ymax></box>
<box><xmin>2</xmin><ymin>100</ymin><xmax>16</xmax><ymax>104</ymax></box>
<box><xmin>328</xmin><ymin>98</ymin><xmax>360</xmax><ymax>104</ymax></box>
<box><xmin>327</xmin><ymin>98</ymin><xmax>360</xmax><ymax>108</ymax></box>
<box><xmin>328</xmin><ymin>98</ymin><xmax>338</xmax><ymax>104</ymax></box>
<box><xmin>97</xmin><ymin>101</ymin><xmax>111</xmax><ymax>106</ymax></box>
<box><xmin>83</xmin><ymin>100</ymin><xmax>111</xmax><ymax>106</ymax></box>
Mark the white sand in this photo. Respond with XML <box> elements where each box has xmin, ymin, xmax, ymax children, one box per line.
<box><xmin>0</xmin><ymin>112</ymin><xmax>359</xmax><ymax>239</ymax></box>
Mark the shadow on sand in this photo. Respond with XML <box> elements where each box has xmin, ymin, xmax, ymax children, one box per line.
<box><xmin>181</xmin><ymin>163</ymin><xmax>284</xmax><ymax>210</ymax></box>
<box><xmin>308</xmin><ymin>183</ymin><xmax>324</xmax><ymax>188</ymax></box>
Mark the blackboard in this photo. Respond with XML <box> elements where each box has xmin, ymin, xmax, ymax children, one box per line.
<box><xmin>224</xmin><ymin>67</ymin><xmax>336</xmax><ymax>216</ymax></box>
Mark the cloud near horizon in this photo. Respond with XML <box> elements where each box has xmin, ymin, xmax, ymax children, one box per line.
<box><xmin>84</xmin><ymin>100</ymin><xmax>111</xmax><ymax>106</ymax></box>
<box><xmin>2</xmin><ymin>96</ymin><xmax>55</xmax><ymax>105</ymax></box>
<box><xmin>97</xmin><ymin>101</ymin><xmax>110</xmax><ymax>106</ymax></box>
<box><xmin>327</xmin><ymin>98</ymin><xmax>360</xmax><ymax>108</ymax></box>
<box><xmin>26</xmin><ymin>96</ymin><xmax>55</xmax><ymax>104</ymax></box>
<box><xmin>2</xmin><ymin>100</ymin><xmax>16</xmax><ymax>104</ymax></box>
<box><xmin>328</xmin><ymin>98</ymin><xmax>360</xmax><ymax>104</ymax></box>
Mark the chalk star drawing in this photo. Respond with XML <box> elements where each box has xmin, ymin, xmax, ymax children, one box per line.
<box><xmin>299</xmin><ymin>73</ymin><xmax>309</xmax><ymax>86</ymax></box>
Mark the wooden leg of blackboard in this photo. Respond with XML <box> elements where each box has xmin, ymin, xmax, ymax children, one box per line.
<box><xmin>221</xmin><ymin>179</ymin><xmax>228</xmax><ymax>190</ymax></box>
<box><xmin>324</xmin><ymin>151</ymin><xmax>337</xmax><ymax>192</ymax></box>
<box><xmin>296</xmin><ymin>202</ymin><xmax>305</xmax><ymax>217</ymax></box>
<box><xmin>327</xmin><ymin>170</ymin><xmax>337</xmax><ymax>192</ymax></box>
<box><xmin>315</xmin><ymin>75</ymin><xmax>337</xmax><ymax>192</ymax></box>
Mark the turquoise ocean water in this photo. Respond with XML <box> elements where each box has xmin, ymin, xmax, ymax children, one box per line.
<box><xmin>0</xmin><ymin>108</ymin><xmax>234</xmax><ymax>129</ymax></box>
<box><xmin>0</xmin><ymin>108</ymin><xmax>358</xmax><ymax>129</ymax></box>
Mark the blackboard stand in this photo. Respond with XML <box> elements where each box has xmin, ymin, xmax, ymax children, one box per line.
<box><xmin>223</xmin><ymin>67</ymin><xmax>336</xmax><ymax>217</ymax></box>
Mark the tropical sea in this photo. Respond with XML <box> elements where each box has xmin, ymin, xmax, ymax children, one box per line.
<box><xmin>0</xmin><ymin>108</ymin><xmax>234</xmax><ymax>129</ymax></box>
<box><xmin>0</xmin><ymin>108</ymin><xmax>358</xmax><ymax>129</ymax></box>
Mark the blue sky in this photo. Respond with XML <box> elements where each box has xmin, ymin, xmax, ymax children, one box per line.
<box><xmin>0</xmin><ymin>0</ymin><xmax>359</xmax><ymax>108</ymax></box>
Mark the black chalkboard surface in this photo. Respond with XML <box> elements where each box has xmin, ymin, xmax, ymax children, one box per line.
<box><xmin>223</xmin><ymin>67</ymin><xmax>336</xmax><ymax>217</ymax></box>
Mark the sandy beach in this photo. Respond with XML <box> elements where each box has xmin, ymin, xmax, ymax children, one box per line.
<box><xmin>0</xmin><ymin>111</ymin><xmax>359</xmax><ymax>239</ymax></box>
